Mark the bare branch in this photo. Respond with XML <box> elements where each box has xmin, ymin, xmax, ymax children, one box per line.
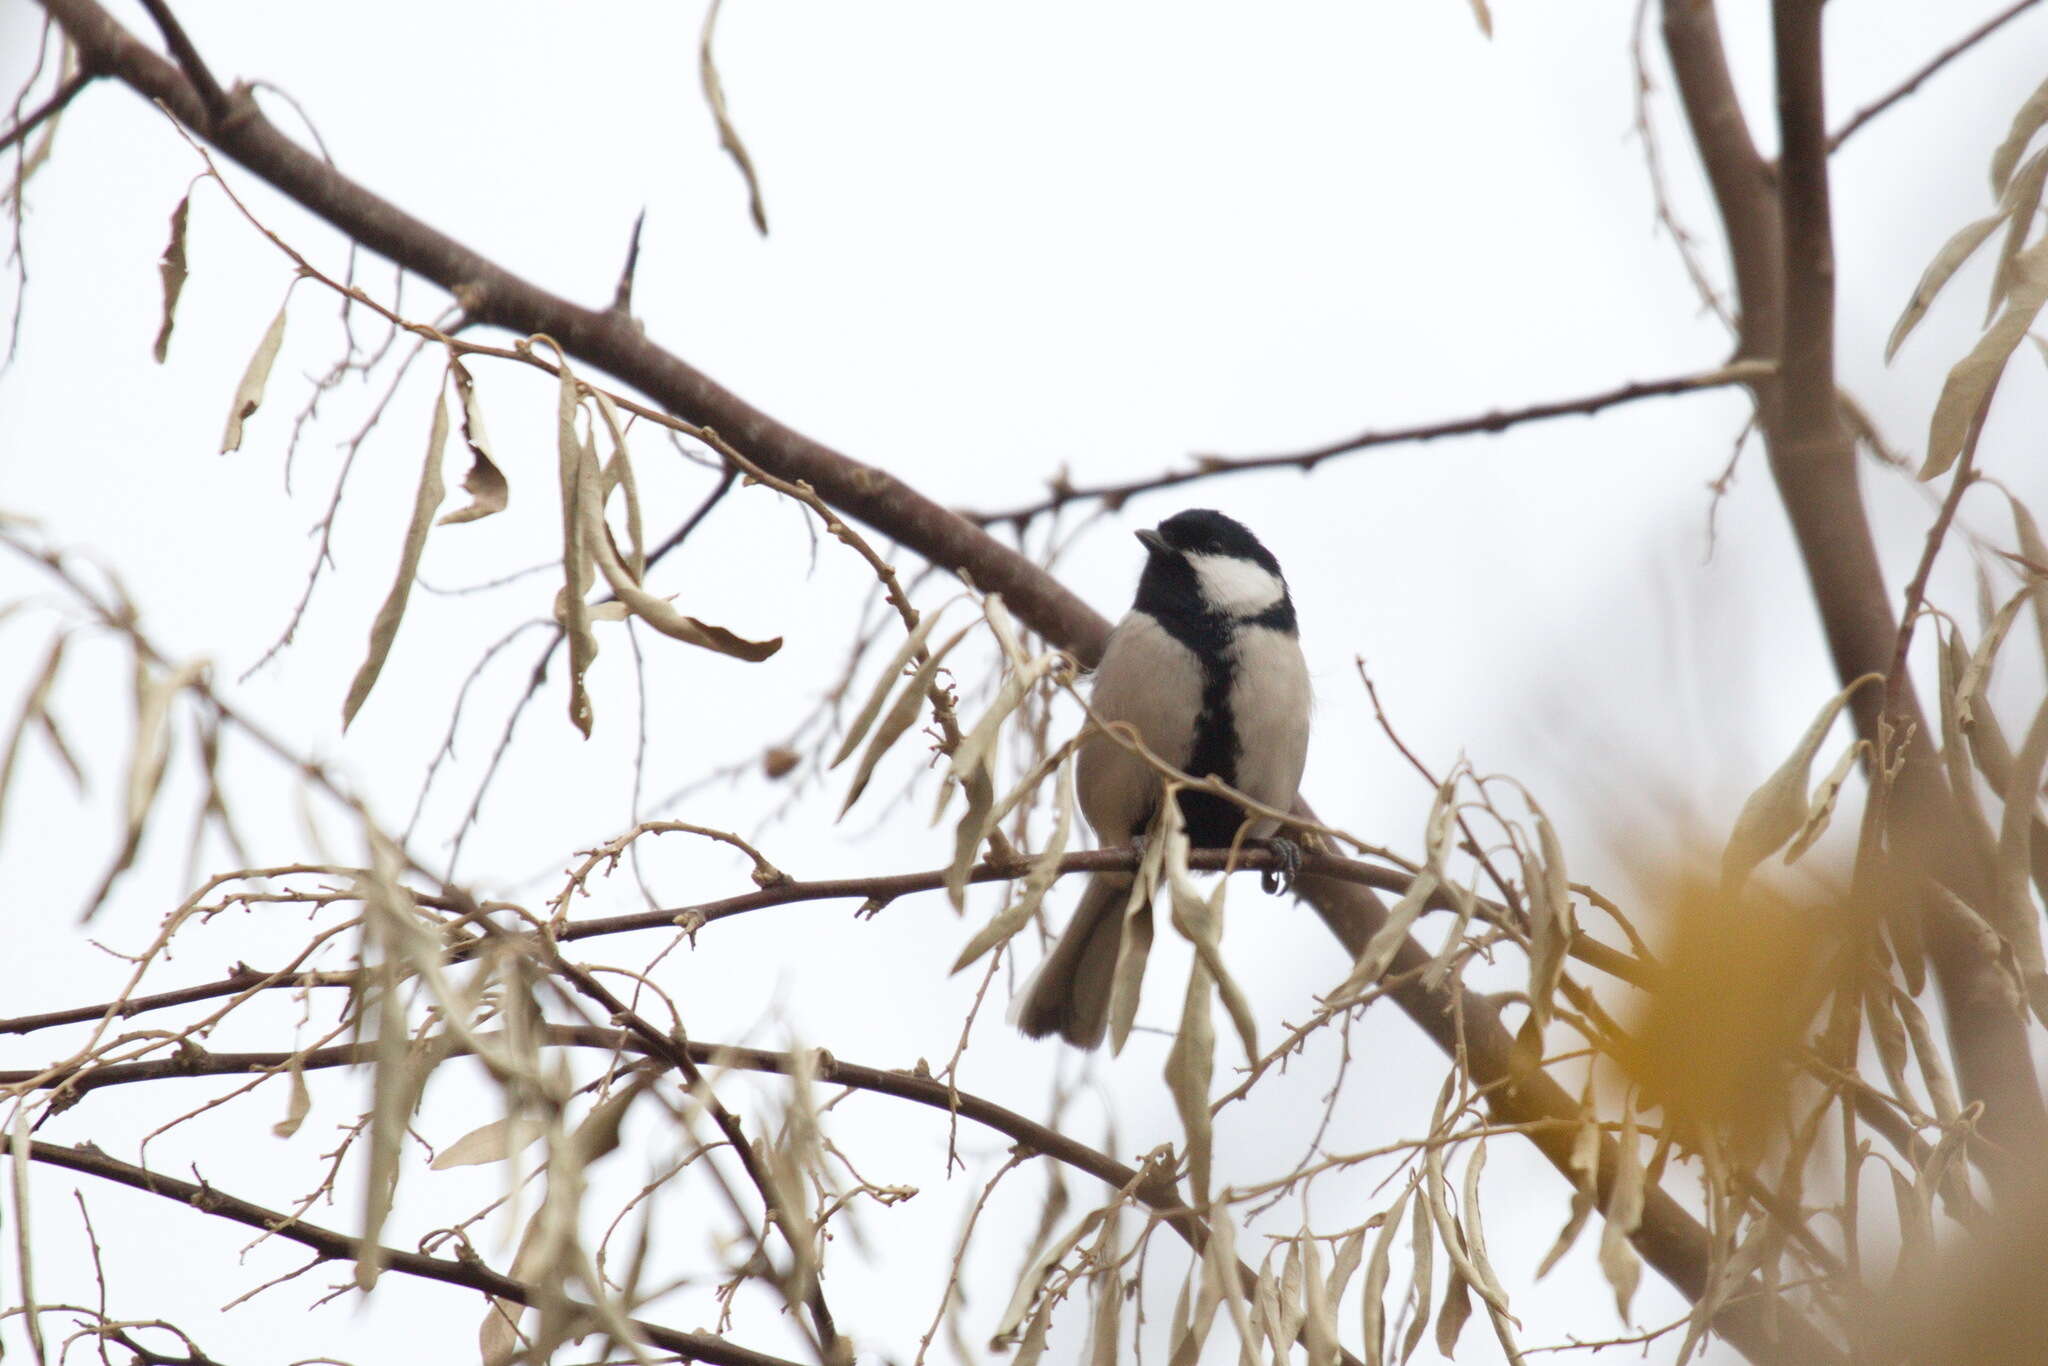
<box><xmin>1829</xmin><ymin>0</ymin><xmax>2048</xmax><ymax>153</ymax></box>
<box><xmin>967</xmin><ymin>365</ymin><xmax>1768</xmax><ymax>527</ymax></box>
<box><xmin>25</xmin><ymin>1138</ymin><xmax>802</xmax><ymax>1366</ymax></box>
<box><xmin>0</xmin><ymin>70</ymin><xmax>89</xmax><ymax>156</ymax></box>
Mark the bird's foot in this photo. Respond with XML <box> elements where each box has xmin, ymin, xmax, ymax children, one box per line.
<box><xmin>1260</xmin><ymin>837</ymin><xmax>1302</xmax><ymax>896</ymax></box>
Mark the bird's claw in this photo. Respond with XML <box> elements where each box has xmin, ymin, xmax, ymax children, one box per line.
<box><xmin>1260</xmin><ymin>836</ymin><xmax>1302</xmax><ymax>896</ymax></box>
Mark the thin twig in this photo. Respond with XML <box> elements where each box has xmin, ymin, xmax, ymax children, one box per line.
<box><xmin>966</xmin><ymin>365</ymin><xmax>1770</xmax><ymax>526</ymax></box>
<box><xmin>1828</xmin><ymin>0</ymin><xmax>2048</xmax><ymax>152</ymax></box>
<box><xmin>0</xmin><ymin>70</ymin><xmax>88</xmax><ymax>157</ymax></box>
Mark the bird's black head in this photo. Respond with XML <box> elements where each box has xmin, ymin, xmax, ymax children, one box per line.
<box><xmin>1132</xmin><ymin>508</ymin><xmax>1294</xmax><ymax>627</ymax></box>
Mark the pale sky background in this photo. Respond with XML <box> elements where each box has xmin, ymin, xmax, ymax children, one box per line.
<box><xmin>4</xmin><ymin>2</ymin><xmax>2048</xmax><ymax>1363</ymax></box>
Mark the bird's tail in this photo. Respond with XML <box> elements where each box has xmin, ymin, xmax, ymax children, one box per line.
<box><xmin>1013</xmin><ymin>872</ymin><xmax>1137</xmax><ymax>1050</ymax></box>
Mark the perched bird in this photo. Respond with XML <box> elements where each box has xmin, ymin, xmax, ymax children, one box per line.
<box><xmin>1016</xmin><ymin>508</ymin><xmax>1311</xmax><ymax>1049</ymax></box>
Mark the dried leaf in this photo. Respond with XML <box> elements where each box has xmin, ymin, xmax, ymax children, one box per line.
<box><xmin>1887</xmin><ymin>212</ymin><xmax>2004</xmax><ymax>362</ymax></box>
<box><xmin>342</xmin><ymin>389</ymin><xmax>448</xmax><ymax>728</ymax></box>
<box><xmin>1399</xmin><ymin>1186</ymin><xmax>1434</xmax><ymax>1365</ymax></box>
<box><xmin>550</xmin><ymin>347</ymin><xmax>598</xmax><ymax>736</ymax></box>
<box><xmin>1924</xmin><ymin>237</ymin><xmax>2048</xmax><ymax>480</ymax></box>
<box><xmin>1992</xmin><ymin>686</ymin><xmax>2048</xmax><ymax>999</ymax></box>
<box><xmin>951</xmin><ymin>760</ymin><xmax>1075</xmax><ymax>973</ymax></box>
<box><xmin>1721</xmin><ymin>674</ymin><xmax>1880</xmax><ymax>890</ymax></box>
<box><xmin>1991</xmin><ymin>74</ymin><xmax>2048</xmax><ymax>195</ymax></box>
<box><xmin>1466</xmin><ymin>0</ymin><xmax>1492</xmax><ymax>38</ymax></box>
<box><xmin>590</xmin><ymin>392</ymin><xmax>644</xmax><ymax>576</ymax></box>
<box><xmin>1783</xmin><ymin>737</ymin><xmax>1865</xmax><ymax>865</ymax></box>
<box><xmin>699</xmin><ymin>0</ymin><xmax>769</xmax><ymax>235</ymax></box>
<box><xmin>1958</xmin><ymin>584</ymin><xmax>2030</xmax><ymax>732</ymax></box>
<box><xmin>272</xmin><ymin>1056</ymin><xmax>310</xmax><ymax>1138</ymax></box>
<box><xmin>153</xmin><ymin>193</ymin><xmax>189</xmax><ymax>364</ymax></box>
<box><xmin>1363</xmin><ymin>1187</ymin><xmax>1414</xmax><ymax>1366</ymax></box>
<box><xmin>1597</xmin><ymin>1106</ymin><xmax>1644</xmax><ymax>1322</ymax></box>
<box><xmin>1301</xmin><ymin>1234</ymin><xmax>1339</xmax><ymax>1366</ymax></box>
<box><xmin>440</xmin><ymin>361</ymin><xmax>508</xmax><ymax>525</ymax></box>
<box><xmin>0</xmin><ymin>634</ymin><xmax>68</xmax><ymax>844</ymax></box>
<box><xmin>1434</xmin><ymin>1267</ymin><xmax>1472</xmax><ymax>1358</ymax></box>
<box><xmin>1105</xmin><ymin>833</ymin><xmax>1166</xmax><ymax>1053</ymax></box>
<box><xmin>1988</xmin><ymin>147</ymin><xmax>2048</xmax><ymax>322</ymax></box>
<box><xmin>220</xmin><ymin>297</ymin><xmax>290</xmax><ymax>453</ymax></box>
<box><xmin>944</xmin><ymin>754</ymin><xmax>999</xmax><ymax>912</ymax></box>
<box><xmin>433</xmin><ymin>1114</ymin><xmax>546</xmax><ymax>1170</ymax></box>
<box><xmin>1326</xmin><ymin>1227</ymin><xmax>1367</xmax><ymax>1310</ymax></box>
<box><xmin>582</xmin><ymin>487</ymin><xmax>781</xmax><ymax>662</ymax></box>
<box><xmin>951</xmin><ymin>652</ymin><xmax>1056</xmax><ymax>786</ymax></box>
<box><xmin>838</xmin><ymin>621</ymin><xmax>974</xmax><ymax>815</ymax></box>
<box><xmin>1521</xmin><ymin>812</ymin><xmax>1572</xmax><ymax>1034</ymax></box>
<box><xmin>1165</xmin><ymin>835</ymin><xmax>1258</xmax><ymax>1064</ymax></box>
<box><xmin>831</xmin><ymin>603</ymin><xmax>955</xmax><ymax>768</ymax></box>
<box><xmin>1164</xmin><ymin>926</ymin><xmax>1216</xmax><ymax>1202</ymax></box>
<box><xmin>1333</xmin><ymin>871</ymin><xmax>1438</xmax><ymax>1001</ymax></box>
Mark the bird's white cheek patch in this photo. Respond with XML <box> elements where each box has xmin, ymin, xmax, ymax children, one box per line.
<box><xmin>1186</xmin><ymin>553</ymin><xmax>1285</xmax><ymax>617</ymax></box>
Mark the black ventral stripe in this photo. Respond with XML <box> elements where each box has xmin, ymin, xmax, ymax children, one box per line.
<box><xmin>1145</xmin><ymin>604</ymin><xmax>1244</xmax><ymax>849</ymax></box>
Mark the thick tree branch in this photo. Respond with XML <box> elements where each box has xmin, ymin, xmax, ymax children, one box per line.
<box><xmin>968</xmin><ymin>366</ymin><xmax>1765</xmax><ymax>527</ymax></box>
<box><xmin>1660</xmin><ymin>0</ymin><xmax>2048</xmax><ymax>1192</ymax></box>
<box><xmin>25</xmin><ymin>1138</ymin><xmax>803</xmax><ymax>1366</ymax></box>
<box><xmin>33</xmin><ymin>1</ymin><xmax>1839</xmax><ymax>1355</ymax></box>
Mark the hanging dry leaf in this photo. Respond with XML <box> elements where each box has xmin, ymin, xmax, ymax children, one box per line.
<box><xmin>1362</xmin><ymin>1186</ymin><xmax>1414</xmax><ymax>1366</ymax></box>
<box><xmin>1991</xmin><ymin>74</ymin><xmax>2048</xmax><ymax>194</ymax></box>
<box><xmin>831</xmin><ymin>603</ymin><xmax>955</xmax><ymax>768</ymax></box>
<box><xmin>440</xmin><ymin>360</ymin><xmax>508</xmax><ymax>526</ymax></box>
<box><xmin>1163</xmin><ymin>932</ymin><xmax>1216</xmax><ymax>1203</ymax></box>
<box><xmin>342</xmin><ymin>389</ymin><xmax>448</xmax><ymax>727</ymax></box>
<box><xmin>549</xmin><ymin>345</ymin><xmax>597</xmax><ymax>737</ymax></box>
<box><xmin>432</xmin><ymin>1114</ymin><xmax>546</xmax><ymax>1170</ymax></box>
<box><xmin>1720</xmin><ymin>674</ymin><xmax>1880</xmax><ymax>890</ymax></box>
<box><xmin>699</xmin><ymin>0</ymin><xmax>769</xmax><ymax>235</ymax></box>
<box><xmin>153</xmin><ymin>193</ymin><xmax>189</xmax><ymax>364</ymax></box>
<box><xmin>1924</xmin><ymin>237</ymin><xmax>2048</xmax><ymax>480</ymax></box>
<box><xmin>1596</xmin><ymin>1105</ymin><xmax>1644</xmax><ymax>1322</ymax></box>
<box><xmin>271</xmin><ymin>1056</ymin><xmax>310</xmax><ymax>1138</ymax></box>
<box><xmin>950</xmin><ymin>761</ymin><xmax>1074</xmax><ymax>973</ymax></box>
<box><xmin>220</xmin><ymin>296</ymin><xmax>290</xmax><ymax>453</ymax></box>
<box><xmin>838</xmin><ymin>622</ymin><xmax>974</xmax><ymax>816</ymax></box>
<box><xmin>1987</xmin><ymin>147</ymin><xmax>2048</xmax><ymax>322</ymax></box>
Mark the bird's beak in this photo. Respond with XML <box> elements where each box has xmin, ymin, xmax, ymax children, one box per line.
<box><xmin>1135</xmin><ymin>528</ymin><xmax>1169</xmax><ymax>555</ymax></box>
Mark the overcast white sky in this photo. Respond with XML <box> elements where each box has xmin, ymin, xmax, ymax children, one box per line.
<box><xmin>5</xmin><ymin>2</ymin><xmax>2048</xmax><ymax>1363</ymax></box>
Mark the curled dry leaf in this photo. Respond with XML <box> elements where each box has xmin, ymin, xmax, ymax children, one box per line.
<box><xmin>581</xmin><ymin>482</ymin><xmax>781</xmax><ymax>662</ymax></box>
<box><xmin>1105</xmin><ymin>833</ymin><xmax>1165</xmax><ymax>1054</ymax></box>
<box><xmin>153</xmin><ymin>193</ymin><xmax>189</xmax><ymax>364</ymax></box>
<box><xmin>439</xmin><ymin>360</ymin><xmax>508</xmax><ymax>526</ymax></box>
<box><xmin>342</xmin><ymin>389</ymin><xmax>448</xmax><ymax>728</ymax></box>
<box><xmin>271</xmin><ymin>1056</ymin><xmax>311</xmax><ymax>1138</ymax></box>
<box><xmin>699</xmin><ymin>0</ymin><xmax>769</xmax><ymax>235</ymax></box>
<box><xmin>1992</xmin><ymin>686</ymin><xmax>2048</xmax><ymax>997</ymax></box>
<box><xmin>0</xmin><ymin>633</ymin><xmax>69</xmax><ymax>843</ymax></box>
<box><xmin>220</xmin><ymin>294</ymin><xmax>290</xmax><ymax>453</ymax></box>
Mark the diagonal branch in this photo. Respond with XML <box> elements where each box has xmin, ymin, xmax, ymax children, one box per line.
<box><xmin>0</xmin><ymin>69</ymin><xmax>90</xmax><ymax>156</ymax></box>
<box><xmin>1829</xmin><ymin>0</ymin><xmax>2048</xmax><ymax>152</ymax></box>
<box><xmin>25</xmin><ymin>1137</ymin><xmax>804</xmax><ymax>1366</ymax></box>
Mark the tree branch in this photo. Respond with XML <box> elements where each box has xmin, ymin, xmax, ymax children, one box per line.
<box><xmin>1828</xmin><ymin>0</ymin><xmax>2048</xmax><ymax>152</ymax></box>
<box><xmin>967</xmin><ymin>365</ymin><xmax>1767</xmax><ymax>527</ymax></box>
<box><xmin>0</xmin><ymin>69</ymin><xmax>90</xmax><ymax>156</ymax></box>
<box><xmin>14</xmin><ymin>1027</ymin><xmax>1368</xmax><ymax>1366</ymax></box>
<box><xmin>25</xmin><ymin>1138</ymin><xmax>803</xmax><ymax>1366</ymax></box>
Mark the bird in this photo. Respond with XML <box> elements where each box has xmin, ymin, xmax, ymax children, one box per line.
<box><xmin>1015</xmin><ymin>508</ymin><xmax>1311</xmax><ymax>1049</ymax></box>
